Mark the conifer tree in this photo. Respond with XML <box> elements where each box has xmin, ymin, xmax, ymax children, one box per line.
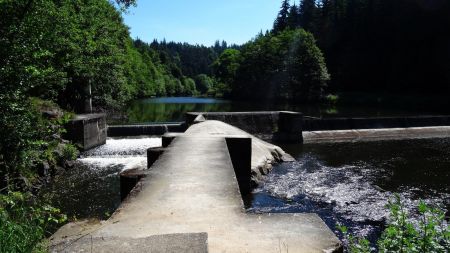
<box><xmin>273</xmin><ymin>0</ymin><xmax>291</xmax><ymax>33</ymax></box>
<box><xmin>287</xmin><ymin>2</ymin><xmax>300</xmax><ymax>29</ymax></box>
<box><xmin>299</xmin><ymin>0</ymin><xmax>318</xmax><ymax>33</ymax></box>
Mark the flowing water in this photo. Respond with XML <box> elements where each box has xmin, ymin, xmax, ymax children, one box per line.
<box><xmin>42</xmin><ymin>96</ymin><xmax>450</xmax><ymax>244</ymax></box>
<box><xmin>249</xmin><ymin>138</ymin><xmax>450</xmax><ymax>243</ymax></box>
<box><xmin>42</xmin><ymin>137</ymin><xmax>161</xmax><ymax>220</ymax></box>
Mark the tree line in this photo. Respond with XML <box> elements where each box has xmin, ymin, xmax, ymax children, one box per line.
<box><xmin>272</xmin><ymin>0</ymin><xmax>450</xmax><ymax>94</ymax></box>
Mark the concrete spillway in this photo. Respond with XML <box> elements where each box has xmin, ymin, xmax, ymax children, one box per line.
<box><xmin>50</xmin><ymin>121</ymin><xmax>341</xmax><ymax>253</ymax></box>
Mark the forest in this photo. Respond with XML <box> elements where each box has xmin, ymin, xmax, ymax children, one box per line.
<box><xmin>1</xmin><ymin>0</ymin><xmax>450</xmax><ymax>251</ymax></box>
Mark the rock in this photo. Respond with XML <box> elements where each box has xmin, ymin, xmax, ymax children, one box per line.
<box><xmin>64</xmin><ymin>160</ymin><xmax>75</xmax><ymax>168</ymax></box>
<box><xmin>42</xmin><ymin>109</ymin><xmax>63</xmax><ymax>119</ymax></box>
<box><xmin>53</xmin><ymin>144</ymin><xmax>65</xmax><ymax>165</ymax></box>
<box><xmin>52</xmin><ymin>133</ymin><xmax>61</xmax><ymax>140</ymax></box>
<box><xmin>38</xmin><ymin>161</ymin><xmax>50</xmax><ymax>177</ymax></box>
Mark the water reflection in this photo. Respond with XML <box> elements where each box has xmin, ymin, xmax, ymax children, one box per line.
<box><xmin>117</xmin><ymin>97</ymin><xmax>448</xmax><ymax>124</ymax></box>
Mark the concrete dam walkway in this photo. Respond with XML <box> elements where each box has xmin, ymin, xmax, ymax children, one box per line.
<box><xmin>51</xmin><ymin>121</ymin><xmax>341</xmax><ymax>253</ymax></box>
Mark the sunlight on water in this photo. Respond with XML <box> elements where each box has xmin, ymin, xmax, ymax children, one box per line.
<box><xmin>250</xmin><ymin>140</ymin><xmax>450</xmax><ymax>240</ymax></box>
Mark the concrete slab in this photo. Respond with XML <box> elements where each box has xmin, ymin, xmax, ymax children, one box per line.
<box><xmin>185</xmin><ymin>121</ymin><xmax>295</xmax><ymax>182</ymax></box>
<box><xmin>51</xmin><ymin>121</ymin><xmax>341</xmax><ymax>253</ymax></box>
<box><xmin>51</xmin><ymin>233</ymin><xmax>208</xmax><ymax>253</ymax></box>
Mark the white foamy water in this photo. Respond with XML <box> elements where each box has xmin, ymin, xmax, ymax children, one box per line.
<box><xmin>81</xmin><ymin>137</ymin><xmax>162</xmax><ymax>157</ymax></box>
<box><xmin>78</xmin><ymin>137</ymin><xmax>162</xmax><ymax>172</ymax></box>
<box><xmin>77</xmin><ymin>157</ymin><xmax>148</xmax><ymax>172</ymax></box>
<box><xmin>260</xmin><ymin>156</ymin><xmax>392</xmax><ymax>222</ymax></box>
<box><xmin>255</xmin><ymin>153</ymin><xmax>449</xmax><ymax>237</ymax></box>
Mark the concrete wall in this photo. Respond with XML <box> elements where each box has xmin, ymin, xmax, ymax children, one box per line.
<box><xmin>107</xmin><ymin>124</ymin><xmax>186</xmax><ymax>137</ymax></box>
<box><xmin>64</xmin><ymin>114</ymin><xmax>107</xmax><ymax>151</ymax></box>
<box><xmin>186</xmin><ymin>112</ymin><xmax>280</xmax><ymax>134</ymax></box>
<box><xmin>304</xmin><ymin>115</ymin><xmax>450</xmax><ymax>131</ymax></box>
<box><xmin>186</xmin><ymin>111</ymin><xmax>304</xmax><ymax>143</ymax></box>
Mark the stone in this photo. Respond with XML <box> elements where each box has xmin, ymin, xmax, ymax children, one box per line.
<box><xmin>42</xmin><ymin>109</ymin><xmax>63</xmax><ymax>119</ymax></box>
<box><xmin>38</xmin><ymin>161</ymin><xmax>50</xmax><ymax>177</ymax></box>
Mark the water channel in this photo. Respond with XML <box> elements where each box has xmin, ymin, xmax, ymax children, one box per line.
<box><xmin>44</xmin><ymin>97</ymin><xmax>449</xmax><ymax>244</ymax></box>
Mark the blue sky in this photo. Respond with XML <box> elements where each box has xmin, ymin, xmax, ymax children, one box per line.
<box><xmin>122</xmin><ymin>0</ymin><xmax>285</xmax><ymax>46</ymax></box>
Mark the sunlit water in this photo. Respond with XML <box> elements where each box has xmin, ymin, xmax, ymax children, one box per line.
<box><xmin>42</xmin><ymin>129</ymin><xmax>449</xmax><ymax>246</ymax></box>
<box><xmin>250</xmin><ymin>138</ymin><xmax>450</xmax><ymax>243</ymax></box>
<box><xmin>42</xmin><ymin>137</ymin><xmax>161</xmax><ymax>219</ymax></box>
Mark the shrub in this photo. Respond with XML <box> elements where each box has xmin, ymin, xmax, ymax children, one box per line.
<box><xmin>325</xmin><ymin>94</ymin><xmax>339</xmax><ymax>105</ymax></box>
<box><xmin>61</xmin><ymin>144</ymin><xmax>79</xmax><ymax>162</ymax></box>
<box><xmin>339</xmin><ymin>194</ymin><xmax>450</xmax><ymax>253</ymax></box>
<box><xmin>0</xmin><ymin>191</ymin><xmax>66</xmax><ymax>253</ymax></box>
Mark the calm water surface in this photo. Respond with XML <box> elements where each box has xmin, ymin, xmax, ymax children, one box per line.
<box><xmin>115</xmin><ymin>97</ymin><xmax>448</xmax><ymax>124</ymax></box>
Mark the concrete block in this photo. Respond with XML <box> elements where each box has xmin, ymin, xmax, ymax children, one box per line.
<box><xmin>185</xmin><ymin>112</ymin><xmax>203</xmax><ymax>126</ymax></box>
<box><xmin>274</xmin><ymin>111</ymin><xmax>303</xmax><ymax>143</ymax></box>
<box><xmin>51</xmin><ymin>233</ymin><xmax>208</xmax><ymax>253</ymax></box>
<box><xmin>225</xmin><ymin>137</ymin><xmax>252</xmax><ymax>197</ymax></box>
<box><xmin>120</xmin><ymin>169</ymin><xmax>145</xmax><ymax>201</ymax></box>
<box><xmin>162</xmin><ymin>133</ymin><xmax>184</xmax><ymax>147</ymax></box>
<box><xmin>278</xmin><ymin>111</ymin><xmax>303</xmax><ymax>133</ymax></box>
<box><xmin>147</xmin><ymin>147</ymin><xmax>166</xmax><ymax>168</ymax></box>
<box><xmin>64</xmin><ymin>114</ymin><xmax>106</xmax><ymax>151</ymax></box>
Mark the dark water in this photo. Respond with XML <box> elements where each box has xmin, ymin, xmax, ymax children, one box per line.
<box><xmin>114</xmin><ymin>97</ymin><xmax>448</xmax><ymax>124</ymax></box>
<box><xmin>41</xmin><ymin>137</ymin><xmax>161</xmax><ymax>220</ymax></box>
<box><xmin>250</xmin><ymin>138</ymin><xmax>450</xmax><ymax>243</ymax></box>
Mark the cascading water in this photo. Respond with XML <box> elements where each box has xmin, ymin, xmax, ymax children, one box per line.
<box><xmin>250</xmin><ymin>138</ymin><xmax>450</xmax><ymax>243</ymax></box>
<box><xmin>41</xmin><ymin>137</ymin><xmax>161</xmax><ymax>219</ymax></box>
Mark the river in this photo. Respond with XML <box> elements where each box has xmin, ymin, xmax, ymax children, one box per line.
<box><xmin>43</xmin><ymin>97</ymin><xmax>449</xmax><ymax>245</ymax></box>
<box><xmin>111</xmin><ymin>96</ymin><xmax>450</xmax><ymax>124</ymax></box>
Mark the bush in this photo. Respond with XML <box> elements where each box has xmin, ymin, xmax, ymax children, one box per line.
<box><xmin>325</xmin><ymin>94</ymin><xmax>339</xmax><ymax>105</ymax></box>
<box><xmin>339</xmin><ymin>195</ymin><xmax>450</xmax><ymax>253</ymax></box>
<box><xmin>61</xmin><ymin>144</ymin><xmax>79</xmax><ymax>162</ymax></box>
<box><xmin>0</xmin><ymin>191</ymin><xmax>66</xmax><ymax>253</ymax></box>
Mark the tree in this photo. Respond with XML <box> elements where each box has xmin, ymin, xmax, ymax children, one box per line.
<box><xmin>115</xmin><ymin>0</ymin><xmax>137</xmax><ymax>9</ymax></box>
<box><xmin>299</xmin><ymin>0</ymin><xmax>318</xmax><ymax>33</ymax></box>
<box><xmin>194</xmin><ymin>74</ymin><xmax>215</xmax><ymax>94</ymax></box>
<box><xmin>286</xmin><ymin>29</ymin><xmax>329</xmax><ymax>101</ymax></box>
<box><xmin>273</xmin><ymin>0</ymin><xmax>291</xmax><ymax>33</ymax></box>
<box><xmin>224</xmin><ymin>29</ymin><xmax>329</xmax><ymax>102</ymax></box>
<box><xmin>212</xmin><ymin>49</ymin><xmax>242</xmax><ymax>88</ymax></box>
<box><xmin>287</xmin><ymin>3</ymin><xmax>300</xmax><ymax>29</ymax></box>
